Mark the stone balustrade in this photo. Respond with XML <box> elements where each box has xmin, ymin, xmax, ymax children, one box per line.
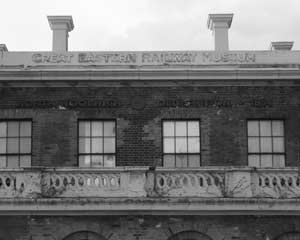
<box><xmin>0</xmin><ymin>169</ymin><xmax>41</xmax><ymax>198</ymax></box>
<box><xmin>255</xmin><ymin>169</ymin><xmax>300</xmax><ymax>198</ymax></box>
<box><xmin>154</xmin><ymin>170</ymin><xmax>224</xmax><ymax>197</ymax></box>
<box><xmin>0</xmin><ymin>167</ymin><xmax>299</xmax><ymax>199</ymax></box>
<box><xmin>41</xmin><ymin>168</ymin><xmax>147</xmax><ymax>197</ymax></box>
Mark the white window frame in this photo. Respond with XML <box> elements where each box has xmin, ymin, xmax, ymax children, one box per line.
<box><xmin>0</xmin><ymin>120</ymin><xmax>32</xmax><ymax>168</ymax></box>
<box><xmin>78</xmin><ymin>120</ymin><xmax>116</xmax><ymax>167</ymax></box>
<box><xmin>162</xmin><ymin>120</ymin><xmax>201</xmax><ymax>168</ymax></box>
<box><xmin>247</xmin><ymin>119</ymin><xmax>285</xmax><ymax>168</ymax></box>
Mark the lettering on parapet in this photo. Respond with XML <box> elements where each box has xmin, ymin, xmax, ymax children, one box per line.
<box><xmin>32</xmin><ymin>53</ymin><xmax>74</xmax><ymax>63</ymax></box>
<box><xmin>78</xmin><ymin>53</ymin><xmax>137</xmax><ymax>64</ymax></box>
<box><xmin>30</xmin><ymin>52</ymin><xmax>257</xmax><ymax>65</ymax></box>
<box><xmin>202</xmin><ymin>52</ymin><xmax>256</xmax><ymax>63</ymax></box>
<box><xmin>142</xmin><ymin>52</ymin><xmax>197</xmax><ymax>64</ymax></box>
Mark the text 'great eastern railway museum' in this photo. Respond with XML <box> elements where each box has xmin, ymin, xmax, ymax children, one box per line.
<box><xmin>1</xmin><ymin>13</ymin><xmax>300</xmax><ymax>240</ymax></box>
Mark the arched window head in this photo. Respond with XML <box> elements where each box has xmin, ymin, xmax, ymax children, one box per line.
<box><xmin>167</xmin><ymin>231</ymin><xmax>213</xmax><ymax>240</ymax></box>
<box><xmin>63</xmin><ymin>231</ymin><xmax>107</xmax><ymax>240</ymax></box>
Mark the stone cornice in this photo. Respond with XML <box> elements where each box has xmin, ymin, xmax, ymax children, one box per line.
<box><xmin>0</xmin><ymin>68</ymin><xmax>299</xmax><ymax>87</ymax></box>
<box><xmin>47</xmin><ymin>16</ymin><xmax>74</xmax><ymax>31</ymax></box>
<box><xmin>207</xmin><ymin>13</ymin><xmax>234</xmax><ymax>30</ymax></box>
<box><xmin>0</xmin><ymin>198</ymin><xmax>300</xmax><ymax>216</ymax></box>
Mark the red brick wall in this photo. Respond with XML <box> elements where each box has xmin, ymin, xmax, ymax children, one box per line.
<box><xmin>0</xmin><ymin>86</ymin><xmax>299</xmax><ymax>167</ymax></box>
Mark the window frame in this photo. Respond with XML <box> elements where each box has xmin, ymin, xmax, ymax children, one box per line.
<box><xmin>0</xmin><ymin>119</ymin><xmax>33</xmax><ymax>168</ymax></box>
<box><xmin>77</xmin><ymin>119</ymin><xmax>117</xmax><ymax>168</ymax></box>
<box><xmin>162</xmin><ymin>119</ymin><xmax>201</xmax><ymax>168</ymax></box>
<box><xmin>246</xmin><ymin>119</ymin><xmax>286</xmax><ymax>168</ymax></box>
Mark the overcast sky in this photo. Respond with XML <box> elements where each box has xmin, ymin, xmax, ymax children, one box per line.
<box><xmin>1</xmin><ymin>0</ymin><xmax>299</xmax><ymax>51</ymax></box>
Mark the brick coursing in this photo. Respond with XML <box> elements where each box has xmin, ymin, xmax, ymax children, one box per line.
<box><xmin>0</xmin><ymin>86</ymin><xmax>299</xmax><ymax>167</ymax></box>
<box><xmin>0</xmin><ymin>215</ymin><xmax>299</xmax><ymax>240</ymax></box>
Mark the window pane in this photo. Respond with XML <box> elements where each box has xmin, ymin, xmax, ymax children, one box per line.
<box><xmin>261</xmin><ymin>155</ymin><xmax>273</xmax><ymax>167</ymax></box>
<box><xmin>91</xmin><ymin>138</ymin><xmax>103</xmax><ymax>153</ymax></box>
<box><xmin>273</xmin><ymin>137</ymin><xmax>285</xmax><ymax>153</ymax></box>
<box><xmin>7</xmin><ymin>156</ymin><xmax>19</xmax><ymax>168</ymax></box>
<box><xmin>176</xmin><ymin>137</ymin><xmax>187</xmax><ymax>153</ymax></box>
<box><xmin>188</xmin><ymin>121</ymin><xmax>199</xmax><ymax>136</ymax></box>
<box><xmin>0</xmin><ymin>138</ymin><xmax>6</xmax><ymax>153</ymax></box>
<box><xmin>0</xmin><ymin>156</ymin><xmax>6</xmax><ymax>168</ymax></box>
<box><xmin>189</xmin><ymin>155</ymin><xmax>200</xmax><ymax>167</ymax></box>
<box><xmin>20</xmin><ymin>138</ymin><xmax>31</xmax><ymax>154</ymax></box>
<box><xmin>273</xmin><ymin>155</ymin><xmax>285</xmax><ymax>168</ymax></box>
<box><xmin>260</xmin><ymin>137</ymin><xmax>272</xmax><ymax>152</ymax></box>
<box><xmin>104</xmin><ymin>155</ymin><xmax>115</xmax><ymax>167</ymax></box>
<box><xmin>175</xmin><ymin>122</ymin><xmax>187</xmax><ymax>136</ymax></box>
<box><xmin>7</xmin><ymin>138</ymin><xmax>19</xmax><ymax>153</ymax></box>
<box><xmin>91</xmin><ymin>121</ymin><xmax>103</xmax><ymax>137</ymax></box>
<box><xmin>176</xmin><ymin>155</ymin><xmax>188</xmax><ymax>168</ymax></box>
<box><xmin>79</xmin><ymin>121</ymin><xmax>90</xmax><ymax>137</ymax></box>
<box><xmin>0</xmin><ymin>122</ymin><xmax>7</xmax><ymax>137</ymax></box>
<box><xmin>188</xmin><ymin>137</ymin><xmax>200</xmax><ymax>153</ymax></box>
<box><xmin>260</xmin><ymin>121</ymin><xmax>271</xmax><ymax>136</ymax></box>
<box><xmin>20</xmin><ymin>156</ymin><xmax>31</xmax><ymax>167</ymax></box>
<box><xmin>104</xmin><ymin>122</ymin><xmax>115</xmax><ymax>136</ymax></box>
<box><xmin>79</xmin><ymin>155</ymin><xmax>91</xmax><ymax>167</ymax></box>
<box><xmin>164</xmin><ymin>138</ymin><xmax>174</xmax><ymax>153</ymax></box>
<box><xmin>248</xmin><ymin>137</ymin><xmax>259</xmax><ymax>153</ymax></box>
<box><xmin>163</xmin><ymin>155</ymin><xmax>175</xmax><ymax>167</ymax></box>
<box><xmin>91</xmin><ymin>155</ymin><xmax>103</xmax><ymax>167</ymax></box>
<box><xmin>248</xmin><ymin>155</ymin><xmax>260</xmax><ymax>167</ymax></box>
<box><xmin>163</xmin><ymin>121</ymin><xmax>174</xmax><ymax>137</ymax></box>
<box><xmin>7</xmin><ymin>122</ymin><xmax>19</xmax><ymax>137</ymax></box>
<box><xmin>272</xmin><ymin>121</ymin><xmax>284</xmax><ymax>136</ymax></box>
<box><xmin>247</xmin><ymin>121</ymin><xmax>259</xmax><ymax>136</ymax></box>
<box><xmin>104</xmin><ymin>137</ymin><xmax>115</xmax><ymax>153</ymax></box>
<box><xmin>79</xmin><ymin>138</ymin><xmax>90</xmax><ymax>153</ymax></box>
<box><xmin>20</xmin><ymin>122</ymin><xmax>31</xmax><ymax>137</ymax></box>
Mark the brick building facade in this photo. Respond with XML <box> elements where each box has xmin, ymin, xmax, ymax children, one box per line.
<box><xmin>0</xmin><ymin>14</ymin><xmax>300</xmax><ymax>240</ymax></box>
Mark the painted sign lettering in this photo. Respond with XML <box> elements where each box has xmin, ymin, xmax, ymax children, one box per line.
<box><xmin>31</xmin><ymin>52</ymin><xmax>257</xmax><ymax>65</ymax></box>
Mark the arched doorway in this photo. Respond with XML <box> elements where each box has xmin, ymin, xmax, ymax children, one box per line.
<box><xmin>167</xmin><ymin>231</ymin><xmax>213</xmax><ymax>240</ymax></box>
<box><xmin>63</xmin><ymin>231</ymin><xmax>107</xmax><ymax>240</ymax></box>
<box><xmin>275</xmin><ymin>232</ymin><xmax>300</xmax><ymax>240</ymax></box>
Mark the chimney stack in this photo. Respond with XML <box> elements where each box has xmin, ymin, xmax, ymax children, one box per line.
<box><xmin>207</xmin><ymin>13</ymin><xmax>233</xmax><ymax>51</ymax></box>
<box><xmin>0</xmin><ymin>44</ymin><xmax>8</xmax><ymax>52</ymax></box>
<box><xmin>47</xmin><ymin>16</ymin><xmax>74</xmax><ymax>52</ymax></box>
<box><xmin>270</xmin><ymin>41</ymin><xmax>293</xmax><ymax>51</ymax></box>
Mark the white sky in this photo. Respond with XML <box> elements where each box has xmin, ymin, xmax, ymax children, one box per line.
<box><xmin>1</xmin><ymin>0</ymin><xmax>299</xmax><ymax>51</ymax></box>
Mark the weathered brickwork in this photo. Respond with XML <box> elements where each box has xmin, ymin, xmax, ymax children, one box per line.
<box><xmin>0</xmin><ymin>215</ymin><xmax>300</xmax><ymax>240</ymax></box>
<box><xmin>0</xmin><ymin>86</ymin><xmax>299</xmax><ymax>167</ymax></box>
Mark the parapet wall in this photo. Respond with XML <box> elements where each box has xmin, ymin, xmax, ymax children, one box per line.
<box><xmin>1</xmin><ymin>51</ymin><xmax>300</xmax><ymax>67</ymax></box>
